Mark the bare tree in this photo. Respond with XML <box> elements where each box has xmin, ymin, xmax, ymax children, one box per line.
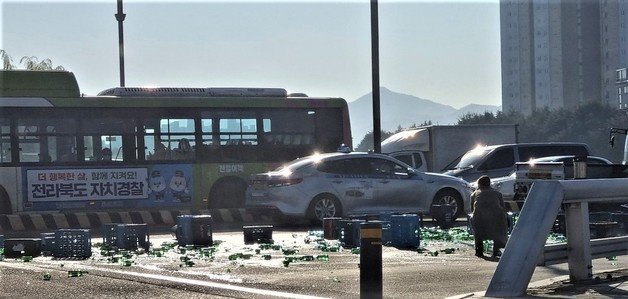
<box><xmin>0</xmin><ymin>49</ymin><xmax>15</xmax><ymax>70</ymax></box>
<box><xmin>19</xmin><ymin>56</ymin><xmax>65</xmax><ymax>71</ymax></box>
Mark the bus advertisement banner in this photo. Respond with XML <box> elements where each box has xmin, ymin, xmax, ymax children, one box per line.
<box><xmin>27</xmin><ymin>168</ymin><xmax>149</xmax><ymax>201</ymax></box>
<box><xmin>23</xmin><ymin>164</ymin><xmax>194</xmax><ymax>211</ymax></box>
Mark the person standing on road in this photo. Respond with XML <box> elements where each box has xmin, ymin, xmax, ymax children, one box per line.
<box><xmin>471</xmin><ymin>175</ymin><xmax>508</xmax><ymax>258</ymax></box>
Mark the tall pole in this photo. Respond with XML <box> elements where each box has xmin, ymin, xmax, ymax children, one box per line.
<box><xmin>116</xmin><ymin>0</ymin><xmax>126</xmax><ymax>87</ymax></box>
<box><xmin>371</xmin><ymin>0</ymin><xmax>381</xmax><ymax>153</ymax></box>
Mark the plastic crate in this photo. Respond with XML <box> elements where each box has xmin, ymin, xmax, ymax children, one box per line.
<box><xmin>176</xmin><ymin>215</ymin><xmax>213</xmax><ymax>247</ymax></box>
<box><xmin>102</xmin><ymin>223</ymin><xmax>121</xmax><ymax>249</ymax></box>
<box><xmin>103</xmin><ymin>223</ymin><xmax>150</xmax><ymax>251</ymax></box>
<box><xmin>122</xmin><ymin>224</ymin><xmax>150</xmax><ymax>251</ymax></box>
<box><xmin>339</xmin><ymin>219</ymin><xmax>365</xmax><ymax>248</ymax></box>
<box><xmin>54</xmin><ymin>229</ymin><xmax>92</xmax><ymax>259</ymax></box>
<box><xmin>589</xmin><ymin>212</ymin><xmax>614</xmax><ymax>223</ymax></box>
<box><xmin>432</xmin><ymin>205</ymin><xmax>455</xmax><ymax>229</ymax></box>
<box><xmin>40</xmin><ymin>232</ymin><xmax>56</xmax><ymax>256</ymax></box>
<box><xmin>612</xmin><ymin>212</ymin><xmax>628</xmax><ymax>234</ymax></box>
<box><xmin>4</xmin><ymin>238</ymin><xmax>42</xmax><ymax>258</ymax></box>
<box><xmin>589</xmin><ymin>212</ymin><xmax>618</xmax><ymax>239</ymax></box>
<box><xmin>323</xmin><ymin>217</ymin><xmax>342</xmax><ymax>240</ymax></box>
<box><xmin>390</xmin><ymin>214</ymin><xmax>420</xmax><ymax>249</ymax></box>
<box><xmin>243</xmin><ymin>225</ymin><xmax>273</xmax><ymax>244</ymax></box>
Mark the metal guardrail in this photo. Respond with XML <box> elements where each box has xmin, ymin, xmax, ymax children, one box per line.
<box><xmin>539</xmin><ymin>235</ymin><xmax>628</xmax><ymax>266</ymax></box>
<box><xmin>486</xmin><ymin>178</ymin><xmax>628</xmax><ymax>297</ymax></box>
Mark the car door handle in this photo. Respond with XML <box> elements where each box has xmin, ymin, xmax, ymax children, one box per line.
<box><xmin>332</xmin><ymin>180</ymin><xmax>343</xmax><ymax>184</ymax></box>
<box><xmin>379</xmin><ymin>180</ymin><xmax>390</xmax><ymax>184</ymax></box>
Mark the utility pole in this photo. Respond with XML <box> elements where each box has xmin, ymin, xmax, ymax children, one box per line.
<box><xmin>371</xmin><ymin>0</ymin><xmax>381</xmax><ymax>153</ymax></box>
<box><xmin>116</xmin><ymin>0</ymin><xmax>126</xmax><ymax>87</ymax></box>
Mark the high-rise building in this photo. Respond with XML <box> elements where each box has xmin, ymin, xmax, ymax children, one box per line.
<box><xmin>501</xmin><ymin>0</ymin><xmax>625</xmax><ymax>115</ymax></box>
<box><xmin>616</xmin><ymin>0</ymin><xmax>628</xmax><ymax>110</ymax></box>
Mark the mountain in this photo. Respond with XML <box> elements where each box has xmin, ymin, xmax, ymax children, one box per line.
<box><xmin>348</xmin><ymin>87</ymin><xmax>501</xmax><ymax>145</ymax></box>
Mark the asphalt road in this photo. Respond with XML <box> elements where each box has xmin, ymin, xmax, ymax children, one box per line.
<box><xmin>1</xmin><ymin>225</ymin><xmax>626</xmax><ymax>299</ymax></box>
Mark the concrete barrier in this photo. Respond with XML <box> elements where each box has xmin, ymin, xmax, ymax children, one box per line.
<box><xmin>0</xmin><ymin>209</ymin><xmax>276</xmax><ymax>233</ymax></box>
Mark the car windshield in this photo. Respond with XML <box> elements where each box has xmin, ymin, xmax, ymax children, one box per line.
<box><xmin>445</xmin><ymin>147</ymin><xmax>493</xmax><ymax>170</ymax></box>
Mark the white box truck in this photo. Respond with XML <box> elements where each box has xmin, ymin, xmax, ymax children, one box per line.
<box><xmin>382</xmin><ymin>124</ymin><xmax>518</xmax><ymax>172</ymax></box>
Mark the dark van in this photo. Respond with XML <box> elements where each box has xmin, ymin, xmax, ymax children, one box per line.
<box><xmin>441</xmin><ymin>143</ymin><xmax>591</xmax><ymax>182</ymax></box>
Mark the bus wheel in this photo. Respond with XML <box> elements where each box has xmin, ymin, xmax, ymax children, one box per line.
<box><xmin>0</xmin><ymin>186</ymin><xmax>12</xmax><ymax>214</ymax></box>
<box><xmin>208</xmin><ymin>177</ymin><xmax>248</xmax><ymax>209</ymax></box>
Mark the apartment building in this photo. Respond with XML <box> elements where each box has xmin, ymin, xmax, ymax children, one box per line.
<box><xmin>501</xmin><ymin>0</ymin><xmax>627</xmax><ymax>115</ymax></box>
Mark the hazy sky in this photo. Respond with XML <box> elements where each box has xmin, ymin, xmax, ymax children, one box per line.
<box><xmin>1</xmin><ymin>0</ymin><xmax>501</xmax><ymax>108</ymax></box>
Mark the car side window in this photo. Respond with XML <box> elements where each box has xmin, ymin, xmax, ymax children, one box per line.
<box><xmin>370</xmin><ymin>159</ymin><xmax>392</xmax><ymax>175</ymax></box>
<box><xmin>317</xmin><ymin>159</ymin><xmax>347</xmax><ymax>174</ymax></box>
<box><xmin>370</xmin><ymin>158</ymin><xmax>408</xmax><ymax>176</ymax></box>
<box><xmin>478</xmin><ymin>148</ymin><xmax>514</xmax><ymax>170</ymax></box>
<box><xmin>413</xmin><ymin>153</ymin><xmax>423</xmax><ymax>169</ymax></box>
<box><xmin>394</xmin><ymin>154</ymin><xmax>413</xmax><ymax>167</ymax></box>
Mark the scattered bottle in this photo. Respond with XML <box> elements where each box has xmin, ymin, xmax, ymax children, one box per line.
<box><xmin>316</xmin><ymin>254</ymin><xmax>329</xmax><ymax>261</ymax></box>
<box><xmin>67</xmin><ymin>270</ymin><xmax>87</xmax><ymax>277</ymax></box>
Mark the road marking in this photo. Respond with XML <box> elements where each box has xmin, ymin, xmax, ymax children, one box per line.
<box><xmin>1</xmin><ymin>261</ymin><xmax>328</xmax><ymax>299</ymax></box>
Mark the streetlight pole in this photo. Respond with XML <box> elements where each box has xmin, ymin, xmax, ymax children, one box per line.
<box><xmin>116</xmin><ymin>0</ymin><xmax>126</xmax><ymax>87</ymax></box>
<box><xmin>371</xmin><ymin>0</ymin><xmax>381</xmax><ymax>153</ymax></box>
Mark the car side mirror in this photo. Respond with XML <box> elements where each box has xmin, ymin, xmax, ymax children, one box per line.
<box><xmin>406</xmin><ymin>168</ymin><xmax>417</xmax><ymax>176</ymax></box>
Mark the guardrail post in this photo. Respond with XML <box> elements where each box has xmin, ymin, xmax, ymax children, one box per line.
<box><xmin>360</xmin><ymin>222</ymin><xmax>382</xmax><ymax>299</ymax></box>
<box><xmin>565</xmin><ymin>202</ymin><xmax>593</xmax><ymax>282</ymax></box>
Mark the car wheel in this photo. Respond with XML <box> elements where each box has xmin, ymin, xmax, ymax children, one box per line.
<box><xmin>308</xmin><ymin>194</ymin><xmax>342</xmax><ymax>223</ymax></box>
<box><xmin>430</xmin><ymin>189</ymin><xmax>463</xmax><ymax>219</ymax></box>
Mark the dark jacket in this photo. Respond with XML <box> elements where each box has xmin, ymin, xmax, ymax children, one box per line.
<box><xmin>471</xmin><ymin>187</ymin><xmax>508</xmax><ymax>246</ymax></box>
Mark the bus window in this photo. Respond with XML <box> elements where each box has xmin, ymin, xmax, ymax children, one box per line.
<box><xmin>163</xmin><ymin>119</ymin><xmax>195</xmax><ymax>160</ymax></box>
<box><xmin>201</xmin><ymin>118</ymin><xmax>213</xmax><ymax>146</ymax></box>
<box><xmin>55</xmin><ymin>136</ymin><xmax>77</xmax><ymax>162</ymax></box>
<box><xmin>82</xmin><ymin>118</ymin><xmax>134</xmax><ymax>162</ymax></box>
<box><xmin>1</xmin><ymin>119</ymin><xmax>11</xmax><ymax>163</ymax></box>
<box><xmin>261</xmin><ymin>109</ymin><xmax>316</xmax><ymax>161</ymax></box>
<box><xmin>315</xmin><ymin>109</ymin><xmax>344</xmax><ymax>152</ymax></box>
<box><xmin>143</xmin><ymin>120</ymin><xmax>168</xmax><ymax>160</ymax></box>
<box><xmin>219</xmin><ymin>118</ymin><xmax>258</xmax><ymax>145</ymax></box>
<box><xmin>17</xmin><ymin>118</ymin><xmax>76</xmax><ymax>163</ymax></box>
<box><xmin>144</xmin><ymin>118</ymin><xmax>195</xmax><ymax>161</ymax></box>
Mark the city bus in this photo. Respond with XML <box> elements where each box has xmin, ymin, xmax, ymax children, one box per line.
<box><xmin>0</xmin><ymin>70</ymin><xmax>351</xmax><ymax>214</ymax></box>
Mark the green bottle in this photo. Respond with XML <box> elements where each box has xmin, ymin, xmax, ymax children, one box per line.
<box><xmin>316</xmin><ymin>254</ymin><xmax>329</xmax><ymax>261</ymax></box>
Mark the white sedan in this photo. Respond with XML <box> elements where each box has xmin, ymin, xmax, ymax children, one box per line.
<box><xmin>246</xmin><ymin>151</ymin><xmax>473</xmax><ymax>222</ymax></box>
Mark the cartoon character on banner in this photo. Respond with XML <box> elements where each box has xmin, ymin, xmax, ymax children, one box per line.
<box><xmin>169</xmin><ymin>170</ymin><xmax>190</xmax><ymax>201</ymax></box>
<box><xmin>148</xmin><ymin>170</ymin><xmax>167</xmax><ymax>200</ymax></box>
